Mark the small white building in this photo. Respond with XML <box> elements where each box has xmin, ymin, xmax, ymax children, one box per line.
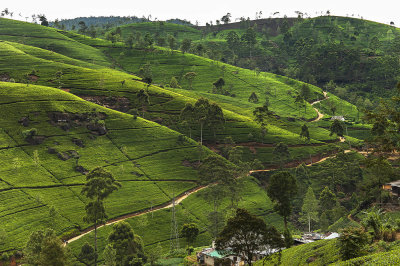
<box><xmin>331</xmin><ymin>116</ymin><xmax>345</xmax><ymax>121</ymax></box>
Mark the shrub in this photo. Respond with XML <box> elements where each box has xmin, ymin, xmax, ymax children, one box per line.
<box><xmin>248</xmin><ymin>92</ymin><xmax>259</xmax><ymax>103</ymax></box>
<box><xmin>170</xmin><ymin>76</ymin><xmax>179</xmax><ymax>88</ymax></box>
<box><xmin>338</xmin><ymin>227</ymin><xmax>369</xmax><ymax>260</ymax></box>
<box><xmin>0</xmin><ymin>252</ymin><xmax>9</xmax><ymax>262</ymax></box>
<box><xmin>22</xmin><ymin>128</ymin><xmax>37</xmax><ymax>139</ymax></box>
<box><xmin>60</xmin><ymin>228</ymin><xmax>80</xmax><ymax>241</ymax></box>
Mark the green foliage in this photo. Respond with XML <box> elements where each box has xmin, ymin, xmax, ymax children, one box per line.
<box><xmin>78</xmin><ymin>242</ymin><xmax>97</xmax><ymax>265</ymax></box>
<box><xmin>338</xmin><ymin>227</ymin><xmax>369</xmax><ymax>260</ymax></box>
<box><xmin>273</xmin><ymin>142</ymin><xmax>291</xmax><ymax>165</ymax></box>
<box><xmin>180</xmin><ymin>38</ymin><xmax>192</xmax><ymax>53</ymax></box>
<box><xmin>300</xmin><ymin>186</ymin><xmax>319</xmax><ymax>232</ymax></box>
<box><xmin>22</xmin><ymin>128</ymin><xmax>37</xmax><ymax>140</ymax></box>
<box><xmin>198</xmin><ymin>154</ymin><xmax>234</xmax><ymax>185</ymax></box>
<box><xmin>184</xmin><ymin>72</ymin><xmax>197</xmax><ymax>89</ymax></box>
<box><xmin>330</xmin><ymin>119</ymin><xmax>344</xmax><ymax>137</ymax></box>
<box><xmin>181</xmin><ymin>223</ymin><xmax>200</xmax><ymax>247</ymax></box>
<box><xmin>216</xmin><ymin>208</ymin><xmax>284</xmax><ymax>266</ymax></box>
<box><xmin>169</xmin><ymin>76</ymin><xmax>179</xmax><ymax>88</ymax></box>
<box><xmin>108</xmin><ymin>221</ymin><xmax>147</xmax><ymax>265</ymax></box>
<box><xmin>248</xmin><ymin>92</ymin><xmax>259</xmax><ymax>103</ymax></box>
<box><xmin>300</xmin><ymin>124</ymin><xmax>310</xmax><ymax>141</ymax></box>
<box><xmin>24</xmin><ymin>229</ymin><xmax>68</xmax><ymax>266</ymax></box>
<box><xmin>363</xmin><ymin>156</ymin><xmax>394</xmax><ymax>203</ymax></box>
<box><xmin>319</xmin><ymin>186</ymin><xmax>337</xmax><ymax>210</ymax></box>
<box><xmin>103</xmin><ymin>244</ymin><xmax>117</xmax><ymax>266</ymax></box>
<box><xmin>82</xmin><ymin>167</ymin><xmax>121</xmax><ymax>201</ymax></box>
<box><xmin>267</xmin><ymin>171</ymin><xmax>298</xmax><ymax>228</ymax></box>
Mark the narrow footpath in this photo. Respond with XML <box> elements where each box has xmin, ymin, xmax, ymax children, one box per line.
<box><xmin>310</xmin><ymin>91</ymin><xmax>329</xmax><ymax>123</ymax></box>
<box><xmin>66</xmin><ymin>185</ymin><xmax>207</xmax><ymax>245</ymax></box>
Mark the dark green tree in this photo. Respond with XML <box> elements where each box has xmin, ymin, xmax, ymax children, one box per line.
<box><xmin>364</xmin><ymin>156</ymin><xmax>393</xmax><ymax>204</ymax></box>
<box><xmin>195</xmin><ymin>98</ymin><xmax>222</xmax><ymax>145</ymax></box>
<box><xmin>267</xmin><ymin>172</ymin><xmax>297</xmax><ymax>233</ymax></box>
<box><xmin>78</xmin><ymin>242</ymin><xmax>97</xmax><ymax>266</ymax></box>
<box><xmin>180</xmin><ymin>38</ymin><xmax>192</xmax><ymax>53</ymax></box>
<box><xmin>319</xmin><ymin>186</ymin><xmax>337</xmax><ymax>210</ymax></box>
<box><xmin>198</xmin><ymin>154</ymin><xmax>235</xmax><ymax>185</ymax></box>
<box><xmin>213</xmin><ymin>77</ymin><xmax>225</xmax><ymax>91</ymax></box>
<box><xmin>221</xmin><ymin>13</ymin><xmax>231</xmax><ymax>24</ymax></box>
<box><xmin>226</xmin><ymin>31</ymin><xmax>240</xmax><ymax>52</ymax></box>
<box><xmin>300</xmin><ymin>84</ymin><xmax>311</xmax><ymax>101</ymax></box>
<box><xmin>199</xmin><ymin>155</ymin><xmax>235</xmax><ymax>237</ymax></box>
<box><xmin>78</xmin><ymin>21</ymin><xmax>87</xmax><ymax>34</ymax></box>
<box><xmin>144</xmin><ymin>33</ymin><xmax>154</xmax><ymax>47</ymax></box>
<box><xmin>300</xmin><ymin>124</ymin><xmax>310</xmax><ymax>141</ymax></box>
<box><xmin>81</xmin><ymin>167</ymin><xmax>121</xmax><ymax>266</ymax></box>
<box><xmin>38</xmin><ymin>14</ymin><xmax>49</xmax><ymax>26</ymax></box>
<box><xmin>216</xmin><ymin>209</ymin><xmax>284</xmax><ymax>266</ymax></box>
<box><xmin>108</xmin><ymin>221</ymin><xmax>146</xmax><ymax>265</ymax></box>
<box><xmin>167</xmin><ymin>35</ymin><xmax>176</xmax><ymax>51</ymax></box>
<box><xmin>180</xmin><ymin>103</ymin><xmax>196</xmax><ymax>138</ymax></box>
<box><xmin>208</xmin><ymin>103</ymin><xmax>225</xmax><ymax>141</ymax></box>
<box><xmin>170</xmin><ymin>76</ymin><xmax>179</xmax><ymax>88</ymax></box>
<box><xmin>273</xmin><ymin>142</ymin><xmax>290</xmax><ymax>167</ymax></box>
<box><xmin>181</xmin><ymin>223</ymin><xmax>200</xmax><ymax>250</ymax></box>
<box><xmin>184</xmin><ymin>72</ymin><xmax>197</xmax><ymax>89</ymax></box>
<box><xmin>338</xmin><ymin>227</ymin><xmax>369</xmax><ymax>260</ymax></box>
<box><xmin>24</xmin><ymin>229</ymin><xmax>67</xmax><ymax>266</ymax></box>
<box><xmin>248</xmin><ymin>92</ymin><xmax>259</xmax><ymax>103</ymax></box>
<box><xmin>124</xmin><ymin>35</ymin><xmax>134</xmax><ymax>49</ymax></box>
<box><xmin>136</xmin><ymin>89</ymin><xmax>150</xmax><ymax>118</ymax></box>
<box><xmin>241</xmin><ymin>27</ymin><xmax>257</xmax><ymax>57</ymax></box>
<box><xmin>253</xmin><ymin>104</ymin><xmax>272</xmax><ymax>130</ymax></box>
<box><xmin>330</xmin><ymin>119</ymin><xmax>344</xmax><ymax>137</ymax></box>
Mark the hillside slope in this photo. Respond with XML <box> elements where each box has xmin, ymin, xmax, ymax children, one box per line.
<box><xmin>0</xmin><ymin>82</ymin><xmax>208</xmax><ymax>251</ymax></box>
<box><xmin>0</xmin><ymin>18</ymin><xmax>362</xmax><ymax>168</ymax></box>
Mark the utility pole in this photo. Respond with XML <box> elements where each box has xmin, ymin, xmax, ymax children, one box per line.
<box><xmin>170</xmin><ymin>192</ymin><xmax>179</xmax><ymax>252</ymax></box>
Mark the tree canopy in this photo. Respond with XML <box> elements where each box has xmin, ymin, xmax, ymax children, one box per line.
<box><xmin>267</xmin><ymin>171</ymin><xmax>298</xmax><ymax>228</ymax></box>
<box><xmin>216</xmin><ymin>208</ymin><xmax>284</xmax><ymax>266</ymax></box>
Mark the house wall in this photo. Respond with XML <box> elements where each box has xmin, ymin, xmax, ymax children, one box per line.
<box><xmin>204</xmin><ymin>255</ymin><xmax>215</xmax><ymax>266</ymax></box>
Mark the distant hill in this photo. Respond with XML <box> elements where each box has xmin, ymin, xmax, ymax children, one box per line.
<box><xmin>51</xmin><ymin>16</ymin><xmax>150</xmax><ymax>30</ymax></box>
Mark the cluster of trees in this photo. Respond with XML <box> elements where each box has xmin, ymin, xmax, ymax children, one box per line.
<box><xmin>22</xmin><ymin>220</ymin><xmax>147</xmax><ymax>266</ymax></box>
<box><xmin>180</xmin><ymin>98</ymin><xmax>224</xmax><ymax>144</ymax></box>
<box><xmin>51</xmin><ymin>16</ymin><xmax>150</xmax><ymax>32</ymax></box>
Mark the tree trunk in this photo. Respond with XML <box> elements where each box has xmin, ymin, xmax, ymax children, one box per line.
<box><xmin>94</xmin><ymin>222</ymin><xmax>97</xmax><ymax>266</ymax></box>
<box><xmin>284</xmin><ymin>216</ymin><xmax>288</xmax><ymax>230</ymax></box>
<box><xmin>200</xmin><ymin>122</ymin><xmax>203</xmax><ymax>146</ymax></box>
<box><xmin>308</xmin><ymin>214</ymin><xmax>311</xmax><ymax>232</ymax></box>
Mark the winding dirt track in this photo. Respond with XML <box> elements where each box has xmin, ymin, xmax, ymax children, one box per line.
<box><xmin>65</xmin><ymin>92</ymin><xmax>338</xmax><ymax>245</ymax></box>
<box><xmin>66</xmin><ymin>186</ymin><xmax>208</xmax><ymax>245</ymax></box>
<box><xmin>310</xmin><ymin>91</ymin><xmax>329</xmax><ymax>123</ymax></box>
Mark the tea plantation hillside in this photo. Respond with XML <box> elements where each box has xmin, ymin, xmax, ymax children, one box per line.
<box><xmin>67</xmin><ymin>175</ymin><xmax>279</xmax><ymax>261</ymax></box>
<box><xmin>0</xmin><ymin>17</ymin><xmax>373</xmax><ymax>259</ymax></box>
<box><xmin>254</xmin><ymin>237</ymin><xmax>400</xmax><ymax>265</ymax></box>
<box><xmin>0</xmin><ymin>82</ymin><xmax>213</xmax><ymax>252</ymax></box>
<box><xmin>110</xmin><ymin>17</ymin><xmax>400</xmax><ymax>104</ymax></box>
<box><xmin>0</xmin><ymin>18</ymin><xmax>367</xmax><ymax>169</ymax></box>
<box><xmin>0</xmin><ymin>17</ymin><xmax>111</xmax><ymax>66</ymax></box>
